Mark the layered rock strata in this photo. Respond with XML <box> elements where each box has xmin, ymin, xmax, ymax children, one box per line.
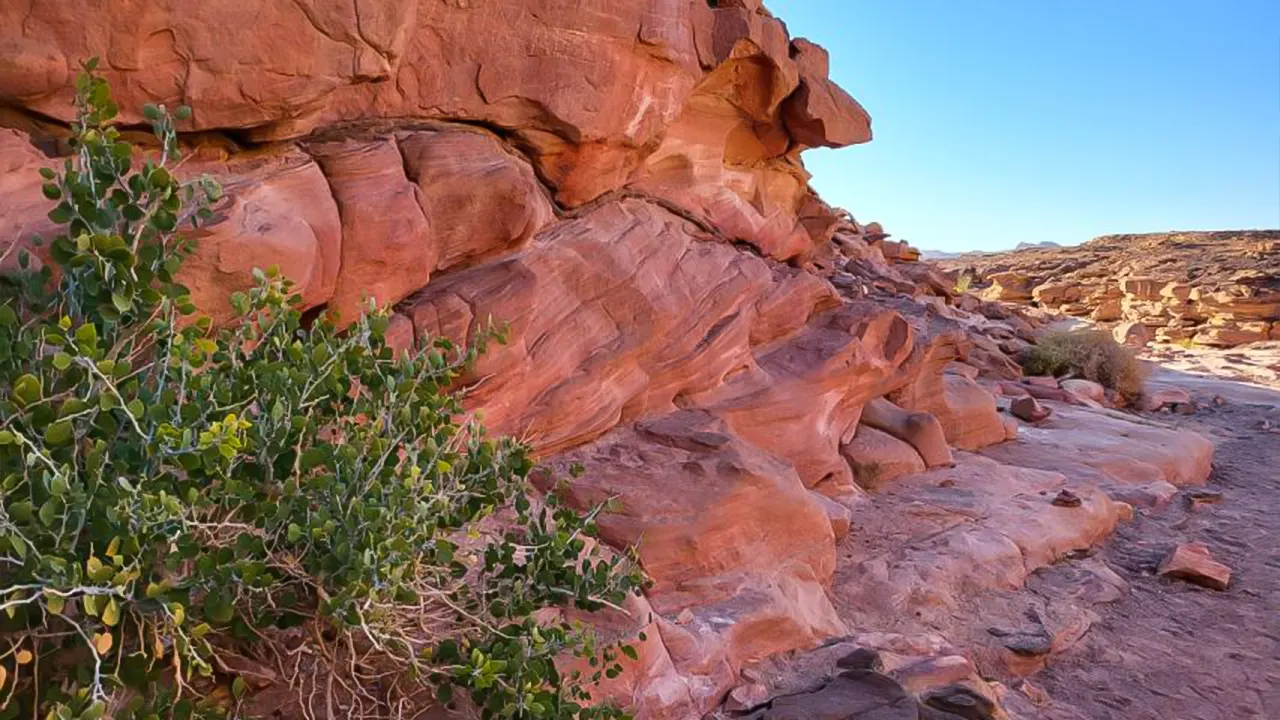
<box><xmin>941</xmin><ymin>231</ymin><xmax>1280</xmax><ymax>348</ymax></box>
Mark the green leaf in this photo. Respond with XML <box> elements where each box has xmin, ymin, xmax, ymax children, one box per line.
<box><xmin>53</xmin><ymin>352</ymin><xmax>73</xmax><ymax>371</ymax></box>
<box><xmin>48</xmin><ymin>203</ymin><xmax>73</xmax><ymax>225</ymax></box>
<box><xmin>101</xmin><ymin>599</ymin><xmax>121</xmax><ymax>627</ymax></box>
<box><xmin>8</xmin><ymin>502</ymin><xmax>32</xmax><ymax>523</ymax></box>
<box><xmin>13</xmin><ymin>374</ymin><xmax>41</xmax><ymax>406</ymax></box>
<box><xmin>111</xmin><ymin>292</ymin><xmax>133</xmax><ymax>314</ymax></box>
<box><xmin>204</xmin><ymin>591</ymin><xmax>235</xmax><ymax>625</ymax></box>
<box><xmin>0</xmin><ymin>304</ymin><xmax>16</xmax><ymax>327</ymax></box>
<box><xmin>44</xmin><ymin>421</ymin><xmax>75</xmax><ymax>446</ymax></box>
<box><xmin>38</xmin><ymin>498</ymin><xmax>59</xmax><ymax>527</ymax></box>
<box><xmin>75</xmin><ymin>322</ymin><xmax>99</xmax><ymax>346</ymax></box>
<box><xmin>148</xmin><ymin>167</ymin><xmax>172</xmax><ymax>188</ymax></box>
<box><xmin>87</xmin><ymin>556</ymin><xmax>114</xmax><ymax>583</ymax></box>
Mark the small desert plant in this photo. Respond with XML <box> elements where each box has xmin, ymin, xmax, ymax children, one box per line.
<box><xmin>1021</xmin><ymin>329</ymin><xmax>1149</xmax><ymax>401</ymax></box>
<box><xmin>0</xmin><ymin>62</ymin><xmax>642</xmax><ymax>720</ymax></box>
<box><xmin>953</xmin><ymin>272</ymin><xmax>974</xmax><ymax>295</ymax></box>
<box><xmin>852</xmin><ymin>461</ymin><xmax>886</xmax><ymax>491</ymax></box>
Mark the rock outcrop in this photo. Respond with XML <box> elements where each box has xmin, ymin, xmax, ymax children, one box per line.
<box><xmin>941</xmin><ymin>231</ymin><xmax>1280</xmax><ymax>348</ymax></box>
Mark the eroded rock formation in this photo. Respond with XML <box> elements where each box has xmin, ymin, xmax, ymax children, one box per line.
<box><xmin>942</xmin><ymin>232</ymin><xmax>1280</xmax><ymax>348</ymax></box>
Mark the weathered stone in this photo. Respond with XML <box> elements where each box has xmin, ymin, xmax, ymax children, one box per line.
<box><xmin>1114</xmin><ymin>321</ymin><xmax>1151</xmax><ymax>348</ymax></box>
<box><xmin>1051</xmin><ymin>489</ymin><xmax>1083</xmax><ymax>508</ymax></box>
<box><xmin>1157</xmin><ymin>543</ymin><xmax>1231</xmax><ymax>591</ymax></box>
<box><xmin>1010</xmin><ymin>396</ymin><xmax>1052</xmax><ymax>423</ymax></box>
<box><xmin>983</xmin><ymin>404</ymin><xmax>1214</xmax><ymax>488</ymax></box>
<box><xmin>1140</xmin><ymin>387</ymin><xmax>1193</xmax><ymax>412</ymax></box>
<box><xmin>757</xmin><ymin>671</ymin><xmax>918</xmax><ymax>720</ymax></box>
<box><xmin>1060</xmin><ymin>379</ymin><xmax>1106</xmax><ymax>403</ymax></box>
<box><xmin>811</xmin><ymin>491</ymin><xmax>854</xmax><ymax>542</ymax></box>
<box><xmin>859</xmin><ymin>398</ymin><xmax>955</xmax><ymax>469</ymax></box>
<box><xmin>842</xmin><ymin>425</ymin><xmax>929</xmax><ymax>489</ymax></box>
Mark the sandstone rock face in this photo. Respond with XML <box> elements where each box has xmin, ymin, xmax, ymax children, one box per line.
<box><xmin>0</xmin><ymin>129</ymin><xmax>58</xmax><ymax>275</ymax></box>
<box><xmin>983</xmin><ymin>404</ymin><xmax>1214</xmax><ymax>488</ymax></box>
<box><xmin>834</xmin><ymin>453</ymin><xmax>1128</xmax><ymax>633</ymax></box>
<box><xmin>0</xmin><ymin>4</ymin><xmax>898</xmax><ymax>716</ymax></box>
<box><xmin>859</xmin><ymin>398</ymin><xmax>954</xmax><ymax>469</ymax></box>
<box><xmin>841</xmin><ymin>426</ymin><xmax>928</xmax><ymax>489</ymax></box>
<box><xmin>942</xmin><ymin>231</ymin><xmax>1280</xmax><ymax>349</ymax></box>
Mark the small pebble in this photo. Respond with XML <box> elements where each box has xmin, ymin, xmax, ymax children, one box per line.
<box><xmin>1053</xmin><ymin>489</ymin><xmax>1083</xmax><ymax>508</ymax></box>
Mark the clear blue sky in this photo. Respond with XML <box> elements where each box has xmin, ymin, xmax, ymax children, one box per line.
<box><xmin>770</xmin><ymin>0</ymin><xmax>1280</xmax><ymax>251</ymax></box>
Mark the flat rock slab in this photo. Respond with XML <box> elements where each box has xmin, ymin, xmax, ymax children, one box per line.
<box><xmin>754</xmin><ymin>671</ymin><xmax>919</xmax><ymax>720</ymax></box>
<box><xmin>835</xmin><ymin>453</ymin><xmax>1125</xmax><ymax>634</ymax></box>
<box><xmin>981</xmin><ymin>403</ymin><xmax>1214</xmax><ymax>487</ymax></box>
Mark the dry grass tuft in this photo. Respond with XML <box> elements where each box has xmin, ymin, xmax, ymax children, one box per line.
<box><xmin>1022</xmin><ymin>329</ymin><xmax>1149</xmax><ymax>401</ymax></box>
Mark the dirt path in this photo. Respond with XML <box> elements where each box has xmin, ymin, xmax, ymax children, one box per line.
<box><xmin>1035</xmin><ymin>377</ymin><xmax>1280</xmax><ymax>720</ymax></box>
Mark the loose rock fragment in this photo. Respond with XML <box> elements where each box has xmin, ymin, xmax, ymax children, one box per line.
<box><xmin>1011</xmin><ymin>396</ymin><xmax>1052</xmax><ymax>423</ymax></box>
<box><xmin>1157</xmin><ymin>542</ymin><xmax>1232</xmax><ymax>591</ymax></box>
<box><xmin>1052</xmin><ymin>489</ymin><xmax>1083</xmax><ymax>508</ymax></box>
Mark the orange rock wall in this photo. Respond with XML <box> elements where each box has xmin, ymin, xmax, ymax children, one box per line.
<box><xmin>0</xmin><ymin>3</ymin><xmax>1002</xmax><ymax>717</ymax></box>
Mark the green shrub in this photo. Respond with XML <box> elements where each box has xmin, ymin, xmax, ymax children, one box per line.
<box><xmin>0</xmin><ymin>61</ymin><xmax>642</xmax><ymax>720</ymax></box>
<box><xmin>1021</xmin><ymin>329</ymin><xmax>1148</xmax><ymax>401</ymax></box>
<box><xmin>953</xmin><ymin>272</ymin><xmax>973</xmax><ymax>295</ymax></box>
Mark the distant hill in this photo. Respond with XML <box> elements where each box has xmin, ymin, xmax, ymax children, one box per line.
<box><xmin>920</xmin><ymin>249</ymin><xmax>995</xmax><ymax>261</ymax></box>
<box><xmin>922</xmin><ymin>241</ymin><xmax>1062</xmax><ymax>260</ymax></box>
<box><xmin>933</xmin><ymin>230</ymin><xmax>1280</xmax><ymax>347</ymax></box>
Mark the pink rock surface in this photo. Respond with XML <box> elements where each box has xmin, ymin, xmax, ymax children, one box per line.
<box><xmin>841</xmin><ymin>425</ymin><xmax>928</xmax><ymax>489</ymax></box>
<box><xmin>983</xmin><ymin>404</ymin><xmax>1213</xmax><ymax>488</ymax></box>
<box><xmin>834</xmin><ymin>453</ymin><xmax>1126</xmax><ymax>631</ymax></box>
<box><xmin>1158</xmin><ymin>542</ymin><xmax>1231</xmax><ymax>591</ymax></box>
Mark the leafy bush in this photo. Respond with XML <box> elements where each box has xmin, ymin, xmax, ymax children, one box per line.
<box><xmin>1021</xmin><ymin>329</ymin><xmax>1148</xmax><ymax>401</ymax></box>
<box><xmin>953</xmin><ymin>272</ymin><xmax>973</xmax><ymax>295</ymax></box>
<box><xmin>0</xmin><ymin>62</ymin><xmax>643</xmax><ymax>720</ymax></box>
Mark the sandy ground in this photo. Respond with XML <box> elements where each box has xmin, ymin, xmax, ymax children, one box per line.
<box><xmin>1144</xmin><ymin>341</ymin><xmax>1280</xmax><ymax>395</ymax></box>
<box><xmin>1035</xmin><ymin>369</ymin><xmax>1280</xmax><ymax>720</ymax></box>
